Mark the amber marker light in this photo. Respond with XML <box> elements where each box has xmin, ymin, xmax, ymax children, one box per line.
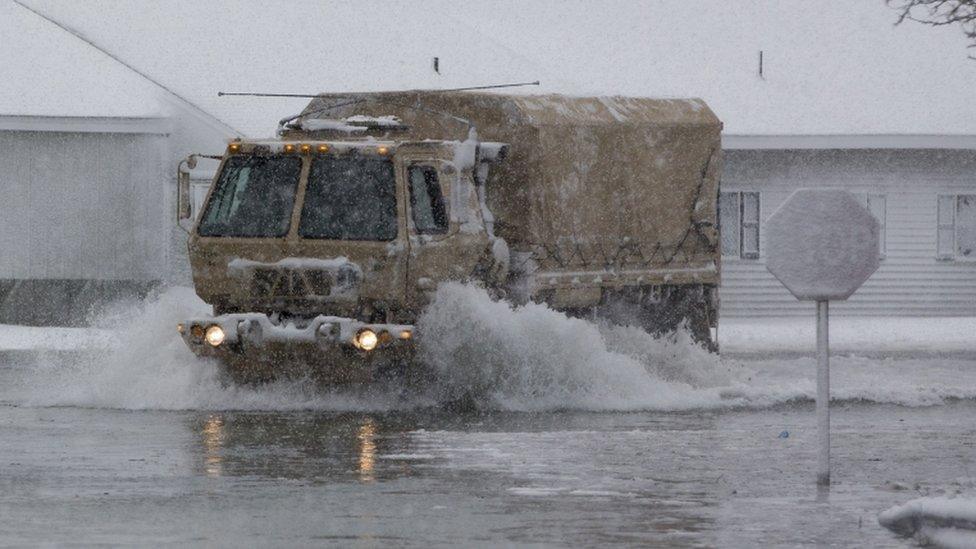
<box><xmin>317</xmin><ymin>144</ymin><xmax>330</xmax><ymax>153</ymax></box>
<box><xmin>300</xmin><ymin>143</ymin><xmax>311</xmax><ymax>154</ymax></box>
<box><xmin>190</xmin><ymin>325</ymin><xmax>205</xmax><ymax>339</ymax></box>
<box><xmin>283</xmin><ymin>143</ymin><xmax>296</xmax><ymax>153</ymax></box>
<box><xmin>377</xmin><ymin>145</ymin><xmax>389</xmax><ymax>155</ymax></box>
<box><xmin>228</xmin><ymin>143</ymin><xmax>241</xmax><ymax>153</ymax></box>
<box><xmin>398</xmin><ymin>329</ymin><xmax>413</xmax><ymax>340</ymax></box>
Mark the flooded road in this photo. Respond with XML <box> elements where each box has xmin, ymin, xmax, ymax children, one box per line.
<box><xmin>2</xmin><ymin>398</ymin><xmax>973</xmax><ymax>546</ymax></box>
<box><xmin>2</xmin><ymin>288</ymin><xmax>975</xmax><ymax>546</ymax></box>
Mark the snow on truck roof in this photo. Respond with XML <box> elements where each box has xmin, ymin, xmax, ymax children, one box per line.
<box><xmin>299</xmin><ymin>93</ymin><xmax>719</xmax><ymax>134</ymax></box>
<box><xmin>5</xmin><ymin>0</ymin><xmax>976</xmax><ymax>143</ymax></box>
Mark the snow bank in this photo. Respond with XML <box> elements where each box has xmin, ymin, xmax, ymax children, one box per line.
<box><xmin>879</xmin><ymin>497</ymin><xmax>976</xmax><ymax>548</ymax></box>
<box><xmin>719</xmin><ymin>317</ymin><xmax>976</xmax><ymax>355</ymax></box>
<box><xmin>0</xmin><ymin>325</ymin><xmax>113</xmax><ymax>352</ymax></box>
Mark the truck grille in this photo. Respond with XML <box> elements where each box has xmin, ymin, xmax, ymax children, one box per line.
<box><xmin>251</xmin><ymin>268</ymin><xmax>353</xmax><ymax>298</ymax></box>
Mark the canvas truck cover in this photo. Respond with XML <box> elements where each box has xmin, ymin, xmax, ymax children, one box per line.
<box><xmin>294</xmin><ymin>92</ymin><xmax>722</xmax><ymax>288</ymax></box>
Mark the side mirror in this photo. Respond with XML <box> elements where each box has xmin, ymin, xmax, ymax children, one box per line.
<box><xmin>177</xmin><ymin>155</ymin><xmax>198</xmax><ymax>233</ymax></box>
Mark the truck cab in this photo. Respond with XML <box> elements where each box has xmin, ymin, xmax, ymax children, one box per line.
<box><xmin>184</xmin><ymin>137</ymin><xmax>497</xmax><ymax>324</ymax></box>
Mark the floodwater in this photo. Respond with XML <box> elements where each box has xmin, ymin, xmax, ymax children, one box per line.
<box><xmin>1</xmin><ymin>285</ymin><xmax>975</xmax><ymax>547</ymax></box>
<box><xmin>2</xmin><ymin>396</ymin><xmax>974</xmax><ymax>547</ymax></box>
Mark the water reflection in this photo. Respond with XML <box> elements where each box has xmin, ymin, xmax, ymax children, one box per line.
<box><xmin>201</xmin><ymin>414</ymin><xmax>225</xmax><ymax>477</ymax></box>
<box><xmin>357</xmin><ymin>417</ymin><xmax>377</xmax><ymax>482</ymax></box>
<box><xmin>189</xmin><ymin>412</ymin><xmax>421</xmax><ymax>482</ymax></box>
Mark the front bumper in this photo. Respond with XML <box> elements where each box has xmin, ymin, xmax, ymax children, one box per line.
<box><xmin>178</xmin><ymin>313</ymin><xmax>416</xmax><ymax>382</ymax></box>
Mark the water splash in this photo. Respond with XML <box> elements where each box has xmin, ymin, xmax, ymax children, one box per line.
<box><xmin>4</xmin><ymin>283</ymin><xmax>976</xmax><ymax>412</ymax></box>
<box><xmin>416</xmin><ymin>283</ymin><xmax>729</xmax><ymax>411</ymax></box>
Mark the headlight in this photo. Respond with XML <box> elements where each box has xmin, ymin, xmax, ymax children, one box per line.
<box><xmin>205</xmin><ymin>325</ymin><xmax>225</xmax><ymax>347</ymax></box>
<box><xmin>354</xmin><ymin>329</ymin><xmax>378</xmax><ymax>351</ymax></box>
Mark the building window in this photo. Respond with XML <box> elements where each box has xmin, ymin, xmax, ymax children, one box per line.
<box><xmin>857</xmin><ymin>193</ymin><xmax>886</xmax><ymax>257</ymax></box>
<box><xmin>938</xmin><ymin>194</ymin><xmax>976</xmax><ymax>260</ymax></box>
<box><xmin>719</xmin><ymin>191</ymin><xmax>760</xmax><ymax>259</ymax></box>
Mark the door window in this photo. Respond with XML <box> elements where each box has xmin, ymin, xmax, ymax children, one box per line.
<box><xmin>408</xmin><ymin>165</ymin><xmax>448</xmax><ymax>234</ymax></box>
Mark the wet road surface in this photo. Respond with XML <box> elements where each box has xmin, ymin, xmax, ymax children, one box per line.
<box><xmin>1</xmin><ymin>399</ymin><xmax>973</xmax><ymax>547</ymax></box>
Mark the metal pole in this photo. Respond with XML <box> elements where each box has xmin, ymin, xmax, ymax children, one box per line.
<box><xmin>816</xmin><ymin>300</ymin><xmax>830</xmax><ymax>486</ymax></box>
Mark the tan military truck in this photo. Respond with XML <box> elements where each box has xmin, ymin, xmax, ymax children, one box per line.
<box><xmin>176</xmin><ymin>92</ymin><xmax>722</xmax><ymax>383</ymax></box>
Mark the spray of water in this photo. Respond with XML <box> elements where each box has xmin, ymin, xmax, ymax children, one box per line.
<box><xmin>417</xmin><ymin>283</ymin><xmax>730</xmax><ymax>411</ymax></box>
<box><xmin>4</xmin><ymin>283</ymin><xmax>976</xmax><ymax>411</ymax></box>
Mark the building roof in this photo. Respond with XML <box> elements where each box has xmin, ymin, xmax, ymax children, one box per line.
<box><xmin>6</xmin><ymin>0</ymin><xmax>976</xmax><ymax>143</ymax></box>
<box><xmin>12</xmin><ymin>0</ymin><xmax>543</xmax><ymax>138</ymax></box>
<box><xmin>0</xmin><ymin>0</ymin><xmax>163</xmax><ymax>121</ymax></box>
<box><xmin>455</xmin><ymin>1</ymin><xmax>976</xmax><ymax>140</ymax></box>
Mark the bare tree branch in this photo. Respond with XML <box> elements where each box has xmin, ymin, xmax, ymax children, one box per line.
<box><xmin>888</xmin><ymin>0</ymin><xmax>976</xmax><ymax>58</ymax></box>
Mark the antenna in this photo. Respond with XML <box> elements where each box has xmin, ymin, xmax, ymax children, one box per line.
<box><xmin>217</xmin><ymin>80</ymin><xmax>541</xmax><ymax>99</ymax></box>
<box><xmin>248</xmin><ymin>80</ymin><xmax>540</xmax><ymax>133</ymax></box>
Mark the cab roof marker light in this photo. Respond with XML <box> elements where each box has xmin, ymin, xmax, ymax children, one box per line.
<box><xmin>283</xmin><ymin>143</ymin><xmax>296</xmax><ymax>153</ymax></box>
<box><xmin>300</xmin><ymin>143</ymin><xmax>311</xmax><ymax>154</ymax></box>
<box><xmin>228</xmin><ymin>143</ymin><xmax>241</xmax><ymax>153</ymax></box>
<box><xmin>377</xmin><ymin>146</ymin><xmax>390</xmax><ymax>155</ymax></box>
<box><xmin>317</xmin><ymin>144</ymin><xmax>330</xmax><ymax>153</ymax></box>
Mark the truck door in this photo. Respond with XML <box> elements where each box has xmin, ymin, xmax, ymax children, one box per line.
<box><xmin>401</xmin><ymin>158</ymin><xmax>488</xmax><ymax>310</ymax></box>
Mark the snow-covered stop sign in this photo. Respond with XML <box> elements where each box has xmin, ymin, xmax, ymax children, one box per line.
<box><xmin>765</xmin><ymin>189</ymin><xmax>880</xmax><ymax>301</ymax></box>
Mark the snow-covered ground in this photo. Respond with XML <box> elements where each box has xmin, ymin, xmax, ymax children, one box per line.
<box><xmin>880</xmin><ymin>496</ymin><xmax>976</xmax><ymax>548</ymax></box>
<box><xmin>0</xmin><ymin>324</ymin><xmax>113</xmax><ymax>351</ymax></box>
<box><xmin>719</xmin><ymin>316</ymin><xmax>976</xmax><ymax>355</ymax></box>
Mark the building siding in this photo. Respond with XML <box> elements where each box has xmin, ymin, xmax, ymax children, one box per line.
<box><xmin>0</xmin><ymin>130</ymin><xmax>169</xmax><ymax>280</ymax></box>
<box><xmin>719</xmin><ymin>149</ymin><xmax>976</xmax><ymax>317</ymax></box>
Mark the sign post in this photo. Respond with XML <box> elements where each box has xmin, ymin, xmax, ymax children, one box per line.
<box><xmin>816</xmin><ymin>299</ymin><xmax>829</xmax><ymax>485</ymax></box>
<box><xmin>764</xmin><ymin>189</ymin><xmax>880</xmax><ymax>486</ymax></box>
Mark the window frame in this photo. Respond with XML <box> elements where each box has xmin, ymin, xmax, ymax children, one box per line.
<box><xmin>719</xmin><ymin>190</ymin><xmax>761</xmax><ymax>260</ymax></box>
<box><xmin>938</xmin><ymin>193</ymin><xmax>976</xmax><ymax>262</ymax></box>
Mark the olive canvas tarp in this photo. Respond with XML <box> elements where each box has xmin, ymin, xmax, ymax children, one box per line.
<box><xmin>296</xmin><ymin>92</ymin><xmax>722</xmax><ymax>287</ymax></box>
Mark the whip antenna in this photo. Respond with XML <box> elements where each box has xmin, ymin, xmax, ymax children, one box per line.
<box><xmin>217</xmin><ymin>80</ymin><xmax>540</xmax><ymax>99</ymax></box>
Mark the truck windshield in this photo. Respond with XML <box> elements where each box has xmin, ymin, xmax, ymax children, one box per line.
<box><xmin>299</xmin><ymin>156</ymin><xmax>398</xmax><ymax>241</ymax></box>
<box><xmin>197</xmin><ymin>155</ymin><xmax>302</xmax><ymax>237</ymax></box>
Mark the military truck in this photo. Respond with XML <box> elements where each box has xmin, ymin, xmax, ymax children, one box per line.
<box><xmin>176</xmin><ymin>92</ymin><xmax>722</xmax><ymax>383</ymax></box>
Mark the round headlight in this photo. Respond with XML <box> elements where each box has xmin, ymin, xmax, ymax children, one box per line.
<box><xmin>355</xmin><ymin>329</ymin><xmax>378</xmax><ymax>351</ymax></box>
<box><xmin>205</xmin><ymin>325</ymin><xmax>225</xmax><ymax>347</ymax></box>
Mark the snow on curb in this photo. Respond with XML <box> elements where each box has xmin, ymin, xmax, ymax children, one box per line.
<box><xmin>879</xmin><ymin>497</ymin><xmax>976</xmax><ymax>548</ymax></box>
<box><xmin>719</xmin><ymin>317</ymin><xmax>976</xmax><ymax>354</ymax></box>
<box><xmin>0</xmin><ymin>324</ymin><xmax>114</xmax><ymax>352</ymax></box>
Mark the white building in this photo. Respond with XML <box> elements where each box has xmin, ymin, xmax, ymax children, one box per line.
<box><xmin>720</xmin><ymin>147</ymin><xmax>976</xmax><ymax>317</ymax></box>
<box><xmin>2</xmin><ymin>0</ymin><xmax>975</xmax><ymax>323</ymax></box>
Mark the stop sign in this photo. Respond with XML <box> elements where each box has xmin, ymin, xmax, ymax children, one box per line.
<box><xmin>765</xmin><ymin>189</ymin><xmax>880</xmax><ymax>301</ymax></box>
